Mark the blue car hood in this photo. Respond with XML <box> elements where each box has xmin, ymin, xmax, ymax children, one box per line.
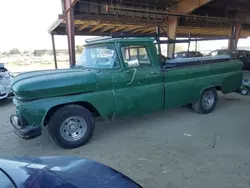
<box><xmin>0</xmin><ymin>156</ymin><xmax>141</xmax><ymax>188</ymax></box>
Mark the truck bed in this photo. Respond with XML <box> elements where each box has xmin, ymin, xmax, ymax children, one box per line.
<box><xmin>163</xmin><ymin>55</ymin><xmax>231</xmax><ymax>69</ymax></box>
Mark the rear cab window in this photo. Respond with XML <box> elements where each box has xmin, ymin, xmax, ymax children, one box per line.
<box><xmin>245</xmin><ymin>51</ymin><xmax>250</xmax><ymax>58</ymax></box>
<box><xmin>121</xmin><ymin>45</ymin><xmax>152</xmax><ymax>68</ymax></box>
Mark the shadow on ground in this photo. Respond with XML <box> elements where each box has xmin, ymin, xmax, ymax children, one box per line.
<box><xmin>0</xmin><ymin>98</ymin><xmax>13</xmax><ymax>107</ymax></box>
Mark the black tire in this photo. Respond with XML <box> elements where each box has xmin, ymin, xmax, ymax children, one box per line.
<box><xmin>48</xmin><ymin>104</ymin><xmax>95</xmax><ymax>149</ymax></box>
<box><xmin>240</xmin><ymin>87</ymin><xmax>249</xmax><ymax>95</ymax></box>
<box><xmin>192</xmin><ymin>88</ymin><xmax>217</xmax><ymax>114</ymax></box>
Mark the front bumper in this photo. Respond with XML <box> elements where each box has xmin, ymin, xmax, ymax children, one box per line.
<box><xmin>10</xmin><ymin>115</ymin><xmax>41</xmax><ymax>140</ymax></box>
<box><xmin>0</xmin><ymin>86</ymin><xmax>12</xmax><ymax>100</ymax></box>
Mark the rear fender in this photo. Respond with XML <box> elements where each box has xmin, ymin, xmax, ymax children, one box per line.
<box><xmin>221</xmin><ymin>72</ymin><xmax>243</xmax><ymax>94</ymax></box>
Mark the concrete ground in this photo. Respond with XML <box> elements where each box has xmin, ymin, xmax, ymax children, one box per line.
<box><xmin>0</xmin><ymin>93</ymin><xmax>250</xmax><ymax>188</ymax></box>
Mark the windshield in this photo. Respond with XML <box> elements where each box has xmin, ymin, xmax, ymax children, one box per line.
<box><xmin>76</xmin><ymin>44</ymin><xmax>119</xmax><ymax>69</ymax></box>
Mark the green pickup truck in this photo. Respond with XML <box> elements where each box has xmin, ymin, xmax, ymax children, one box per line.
<box><xmin>10</xmin><ymin>37</ymin><xmax>243</xmax><ymax>149</ymax></box>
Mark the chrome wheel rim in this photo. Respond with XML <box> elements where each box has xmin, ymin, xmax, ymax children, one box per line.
<box><xmin>60</xmin><ymin>116</ymin><xmax>87</xmax><ymax>142</ymax></box>
<box><xmin>241</xmin><ymin>89</ymin><xmax>247</xmax><ymax>95</ymax></box>
<box><xmin>202</xmin><ymin>91</ymin><xmax>215</xmax><ymax>110</ymax></box>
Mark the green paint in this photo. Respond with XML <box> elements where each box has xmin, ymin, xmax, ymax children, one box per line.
<box><xmin>11</xmin><ymin>38</ymin><xmax>243</xmax><ymax>133</ymax></box>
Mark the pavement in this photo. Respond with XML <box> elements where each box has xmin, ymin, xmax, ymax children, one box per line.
<box><xmin>0</xmin><ymin>93</ymin><xmax>250</xmax><ymax>188</ymax></box>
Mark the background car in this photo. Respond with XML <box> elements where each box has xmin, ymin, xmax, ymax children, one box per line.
<box><xmin>0</xmin><ymin>156</ymin><xmax>142</xmax><ymax>188</ymax></box>
<box><xmin>0</xmin><ymin>63</ymin><xmax>13</xmax><ymax>100</ymax></box>
<box><xmin>237</xmin><ymin>71</ymin><xmax>250</xmax><ymax>95</ymax></box>
<box><xmin>174</xmin><ymin>51</ymin><xmax>204</xmax><ymax>58</ymax></box>
<box><xmin>207</xmin><ymin>49</ymin><xmax>250</xmax><ymax>70</ymax></box>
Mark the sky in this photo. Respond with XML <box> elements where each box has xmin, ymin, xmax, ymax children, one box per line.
<box><xmin>0</xmin><ymin>0</ymin><xmax>85</xmax><ymax>51</ymax></box>
<box><xmin>0</xmin><ymin>0</ymin><xmax>249</xmax><ymax>52</ymax></box>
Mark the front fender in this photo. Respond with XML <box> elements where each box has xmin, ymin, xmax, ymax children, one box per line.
<box><xmin>16</xmin><ymin>91</ymin><xmax>115</xmax><ymax>128</ymax></box>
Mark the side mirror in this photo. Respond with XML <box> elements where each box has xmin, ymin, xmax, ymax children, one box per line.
<box><xmin>127</xmin><ymin>59</ymin><xmax>139</xmax><ymax>68</ymax></box>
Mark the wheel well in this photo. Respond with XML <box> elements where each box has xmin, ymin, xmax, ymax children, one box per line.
<box><xmin>201</xmin><ymin>86</ymin><xmax>221</xmax><ymax>94</ymax></box>
<box><xmin>215</xmin><ymin>86</ymin><xmax>221</xmax><ymax>91</ymax></box>
<box><xmin>43</xmin><ymin>102</ymin><xmax>100</xmax><ymax>126</ymax></box>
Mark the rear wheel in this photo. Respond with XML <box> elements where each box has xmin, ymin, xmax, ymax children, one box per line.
<box><xmin>240</xmin><ymin>87</ymin><xmax>249</xmax><ymax>95</ymax></box>
<box><xmin>192</xmin><ymin>88</ymin><xmax>217</xmax><ymax>114</ymax></box>
<box><xmin>48</xmin><ymin>105</ymin><xmax>95</xmax><ymax>149</ymax></box>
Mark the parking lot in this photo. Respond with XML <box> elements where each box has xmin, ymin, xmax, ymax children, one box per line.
<box><xmin>0</xmin><ymin>93</ymin><xmax>250</xmax><ymax>188</ymax></box>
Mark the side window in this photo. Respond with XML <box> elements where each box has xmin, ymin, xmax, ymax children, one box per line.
<box><xmin>180</xmin><ymin>53</ymin><xmax>187</xmax><ymax>58</ymax></box>
<box><xmin>121</xmin><ymin>45</ymin><xmax>151</xmax><ymax>68</ymax></box>
<box><xmin>218</xmin><ymin>50</ymin><xmax>229</xmax><ymax>55</ymax></box>
<box><xmin>211</xmin><ymin>51</ymin><xmax>218</xmax><ymax>56</ymax></box>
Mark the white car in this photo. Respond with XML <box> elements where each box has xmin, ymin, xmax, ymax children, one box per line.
<box><xmin>0</xmin><ymin>64</ymin><xmax>12</xmax><ymax>100</ymax></box>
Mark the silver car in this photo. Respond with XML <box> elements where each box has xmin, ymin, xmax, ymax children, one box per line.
<box><xmin>0</xmin><ymin>64</ymin><xmax>12</xmax><ymax>100</ymax></box>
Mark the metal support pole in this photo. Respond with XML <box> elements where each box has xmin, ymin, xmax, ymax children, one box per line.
<box><xmin>51</xmin><ymin>34</ymin><xmax>58</xmax><ymax>69</ymax></box>
<box><xmin>187</xmin><ymin>33</ymin><xmax>191</xmax><ymax>57</ymax></box>
<box><xmin>195</xmin><ymin>38</ymin><xmax>198</xmax><ymax>51</ymax></box>
<box><xmin>228</xmin><ymin>24</ymin><xmax>241</xmax><ymax>52</ymax></box>
<box><xmin>167</xmin><ymin>17</ymin><xmax>178</xmax><ymax>58</ymax></box>
<box><xmin>65</xmin><ymin>0</ymin><xmax>76</xmax><ymax>68</ymax></box>
<box><xmin>228</xmin><ymin>25</ymin><xmax>236</xmax><ymax>51</ymax></box>
<box><xmin>156</xmin><ymin>25</ymin><xmax>165</xmax><ymax>109</ymax></box>
<box><xmin>156</xmin><ymin>25</ymin><xmax>162</xmax><ymax>61</ymax></box>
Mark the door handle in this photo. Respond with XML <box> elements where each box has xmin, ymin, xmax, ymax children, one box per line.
<box><xmin>126</xmin><ymin>68</ymin><xmax>137</xmax><ymax>85</ymax></box>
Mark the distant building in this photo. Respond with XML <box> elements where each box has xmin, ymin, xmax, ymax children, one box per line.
<box><xmin>33</xmin><ymin>49</ymin><xmax>68</xmax><ymax>56</ymax></box>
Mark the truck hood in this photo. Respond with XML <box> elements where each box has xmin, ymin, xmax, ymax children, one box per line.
<box><xmin>12</xmin><ymin>69</ymin><xmax>97</xmax><ymax>100</ymax></box>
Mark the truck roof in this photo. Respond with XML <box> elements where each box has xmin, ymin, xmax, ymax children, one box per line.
<box><xmin>84</xmin><ymin>37</ymin><xmax>154</xmax><ymax>45</ymax></box>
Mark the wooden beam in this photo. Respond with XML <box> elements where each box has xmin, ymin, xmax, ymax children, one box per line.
<box><xmin>175</xmin><ymin>26</ymin><xmax>250</xmax><ymax>38</ymax></box>
<box><xmin>167</xmin><ymin>17</ymin><xmax>178</xmax><ymax>58</ymax></box>
<box><xmin>241</xmin><ymin>29</ymin><xmax>250</xmax><ymax>37</ymax></box>
<box><xmin>228</xmin><ymin>24</ymin><xmax>242</xmax><ymax>50</ymax></box>
<box><xmin>78</xmin><ymin>23</ymin><xmax>90</xmax><ymax>31</ymax></box>
<box><xmin>122</xmin><ymin>25</ymin><xmax>145</xmax><ymax>32</ymax></box>
<box><xmin>64</xmin><ymin>0</ymin><xmax>78</xmax><ymax>13</ymax></box>
<box><xmin>177</xmin><ymin>26</ymin><xmax>232</xmax><ymax>37</ymax></box>
<box><xmin>100</xmin><ymin>25</ymin><xmax>117</xmax><ymax>33</ymax></box>
<box><xmin>90</xmin><ymin>23</ymin><xmax>105</xmax><ymax>32</ymax></box>
<box><xmin>133</xmin><ymin>27</ymin><xmax>155</xmax><ymax>34</ymax></box>
<box><xmin>148</xmin><ymin>30</ymin><xmax>156</xmax><ymax>34</ymax></box>
<box><xmin>64</xmin><ymin>0</ymin><xmax>76</xmax><ymax>67</ymax></box>
<box><xmin>131</xmin><ymin>28</ymin><xmax>145</xmax><ymax>33</ymax></box>
<box><xmin>75</xmin><ymin>20</ymin><xmax>98</xmax><ymax>25</ymax></box>
<box><xmin>170</xmin><ymin>0</ymin><xmax>213</xmax><ymax>14</ymax></box>
<box><xmin>111</xmin><ymin>25</ymin><xmax>127</xmax><ymax>32</ymax></box>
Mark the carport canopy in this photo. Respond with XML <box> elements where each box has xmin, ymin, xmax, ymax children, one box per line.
<box><xmin>48</xmin><ymin>0</ymin><xmax>250</xmax><ymax>67</ymax></box>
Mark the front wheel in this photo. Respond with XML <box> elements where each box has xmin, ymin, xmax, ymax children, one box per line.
<box><xmin>48</xmin><ymin>105</ymin><xmax>95</xmax><ymax>149</ymax></box>
<box><xmin>192</xmin><ymin>88</ymin><xmax>217</xmax><ymax>114</ymax></box>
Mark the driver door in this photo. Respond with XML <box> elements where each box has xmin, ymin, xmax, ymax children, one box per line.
<box><xmin>113</xmin><ymin>43</ymin><xmax>164</xmax><ymax>117</ymax></box>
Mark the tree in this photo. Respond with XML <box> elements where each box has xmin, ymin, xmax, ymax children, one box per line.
<box><xmin>1</xmin><ymin>51</ymin><xmax>9</xmax><ymax>56</ymax></box>
<box><xmin>76</xmin><ymin>45</ymin><xmax>84</xmax><ymax>53</ymax></box>
<box><xmin>23</xmin><ymin>50</ymin><xmax>30</xmax><ymax>55</ymax></box>
<box><xmin>9</xmin><ymin>48</ymin><xmax>21</xmax><ymax>55</ymax></box>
